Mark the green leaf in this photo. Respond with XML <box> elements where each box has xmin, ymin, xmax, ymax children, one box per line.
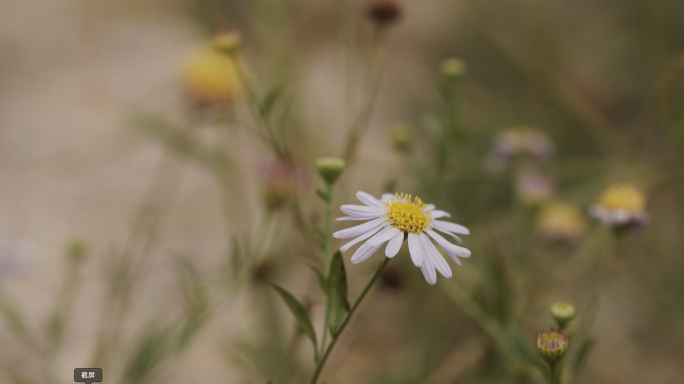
<box><xmin>269</xmin><ymin>283</ymin><xmax>317</xmax><ymax>349</ymax></box>
<box><xmin>326</xmin><ymin>251</ymin><xmax>350</xmax><ymax>335</ymax></box>
<box><xmin>300</xmin><ymin>261</ymin><xmax>327</xmax><ymax>293</ymax></box>
<box><xmin>260</xmin><ymin>84</ymin><xmax>283</xmax><ymax>119</ymax></box>
<box><xmin>315</xmin><ymin>189</ymin><xmax>330</xmax><ymax>202</ymax></box>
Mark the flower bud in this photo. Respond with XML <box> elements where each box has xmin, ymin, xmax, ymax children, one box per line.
<box><xmin>67</xmin><ymin>238</ymin><xmax>87</xmax><ymax>264</ymax></box>
<box><xmin>537</xmin><ymin>327</ymin><xmax>569</xmax><ymax>366</ymax></box>
<box><xmin>262</xmin><ymin>159</ymin><xmax>306</xmax><ymax>211</ymax></box>
<box><xmin>315</xmin><ymin>157</ymin><xmax>345</xmax><ymax>185</ymax></box>
<box><xmin>391</xmin><ymin>124</ymin><xmax>413</xmax><ymax>153</ymax></box>
<box><xmin>212</xmin><ymin>31</ymin><xmax>241</xmax><ymax>56</ymax></box>
<box><xmin>441</xmin><ymin>58</ymin><xmax>467</xmax><ymax>79</ymax></box>
<box><xmin>550</xmin><ymin>301</ymin><xmax>576</xmax><ymax>329</ymax></box>
<box><xmin>366</xmin><ymin>0</ymin><xmax>402</xmax><ymax>27</ymax></box>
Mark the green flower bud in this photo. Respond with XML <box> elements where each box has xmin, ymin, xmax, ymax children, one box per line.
<box><xmin>67</xmin><ymin>239</ymin><xmax>87</xmax><ymax>264</ymax></box>
<box><xmin>441</xmin><ymin>58</ymin><xmax>467</xmax><ymax>79</ymax></box>
<box><xmin>213</xmin><ymin>32</ymin><xmax>241</xmax><ymax>56</ymax></box>
<box><xmin>550</xmin><ymin>301</ymin><xmax>576</xmax><ymax>329</ymax></box>
<box><xmin>315</xmin><ymin>157</ymin><xmax>345</xmax><ymax>185</ymax></box>
<box><xmin>391</xmin><ymin>124</ymin><xmax>413</xmax><ymax>153</ymax></box>
<box><xmin>537</xmin><ymin>327</ymin><xmax>569</xmax><ymax>367</ymax></box>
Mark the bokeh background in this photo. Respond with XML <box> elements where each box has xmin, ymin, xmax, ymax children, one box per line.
<box><xmin>1</xmin><ymin>0</ymin><xmax>684</xmax><ymax>383</ymax></box>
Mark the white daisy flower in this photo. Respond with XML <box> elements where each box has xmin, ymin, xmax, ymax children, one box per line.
<box><xmin>333</xmin><ymin>192</ymin><xmax>471</xmax><ymax>285</ymax></box>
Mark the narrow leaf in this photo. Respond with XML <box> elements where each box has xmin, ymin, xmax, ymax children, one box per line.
<box><xmin>326</xmin><ymin>251</ymin><xmax>350</xmax><ymax>335</ymax></box>
<box><xmin>269</xmin><ymin>283</ymin><xmax>317</xmax><ymax>349</ymax></box>
<box><xmin>300</xmin><ymin>261</ymin><xmax>327</xmax><ymax>293</ymax></box>
<box><xmin>260</xmin><ymin>84</ymin><xmax>283</xmax><ymax>119</ymax></box>
<box><xmin>315</xmin><ymin>189</ymin><xmax>330</xmax><ymax>202</ymax></box>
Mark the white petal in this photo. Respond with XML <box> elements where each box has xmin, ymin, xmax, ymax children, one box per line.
<box><xmin>420</xmin><ymin>244</ymin><xmax>437</xmax><ymax>285</ymax></box>
<box><xmin>333</xmin><ymin>218</ymin><xmax>385</xmax><ymax>239</ymax></box>
<box><xmin>336</xmin><ymin>216</ymin><xmax>377</xmax><ymax>221</ymax></box>
<box><xmin>427</xmin><ymin>230</ymin><xmax>470</xmax><ymax>263</ymax></box>
<box><xmin>420</xmin><ymin>233</ymin><xmax>452</xmax><ymax>278</ymax></box>
<box><xmin>434</xmin><ymin>220</ymin><xmax>470</xmax><ymax>235</ymax></box>
<box><xmin>340</xmin><ymin>223</ymin><xmax>384</xmax><ymax>252</ymax></box>
<box><xmin>366</xmin><ymin>226</ymin><xmax>401</xmax><ymax>246</ymax></box>
<box><xmin>381</xmin><ymin>193</ymin><xmax>395</xmax><ymax>202</ymax></box>
<box><xmin>439</xmin><ymin>230</ymin><xmax>463</xmax><ymax>244</ymax></box>
<box><xmin>350</xmin><ymin>242</ymin><xmax>383</xmax><ymax>264</ymax></box>
<box><xmin>425</xmin><ymin>204</ymin><xmax>436</xmax><ymax>211</ymax></box>
<box><xmin>407</xmin><ymin>233</ymin><xmax>424</xmax><ymax>267</ymax></box>
<box><xmin>431</xmin><ymin>210</ymin><xmax>451</xmax><ymax>218</ymax></box>
<box><xmin>356</xmin><ymin>191</ymin><xmax>384</xmax><ymax>208</ymax></box>
<box><xmin>385</xmin><ymin>231</ymin><xmax>404</xmax><ymax>258</ymax></box>
<box><xmin>340</xmin><ymin>205</ymin><xmax>383</xmax><ymax>218</ymax></box>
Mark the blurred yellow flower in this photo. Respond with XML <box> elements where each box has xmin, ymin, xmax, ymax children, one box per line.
<box><xmin>181</xmin><ymin>49</ymin><xmax>241</xmax><ymax>108</ymax></box>
<box><xmin>535</xmin><ymin>202</ymin><xmax>587</xmax><ymax>242</ymax></box>
<box><xmin>590</xmin><ymin>184</ymin><xmax>648</xmax><ymax>228</ymax></box>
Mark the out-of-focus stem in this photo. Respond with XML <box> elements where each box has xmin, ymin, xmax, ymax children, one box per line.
<box><xmin>228</xmin><ymin>54</ymin><xmax>285</xmax><ymax>158</ymax></box>
<box><xmin>439</xmin><ymin>279</ymin><xmax>546</xmax><ymax>384</ymax></box>
<box><xmin>630</xmin><ymin>53</ymin><xmax>684</xmax><ymax>156</ymax></box>
<box><xmin>343</xmin><ymin>29</ymin><xmax>386</xmax><ymax>162</ymax></box>
<box><xmin>309</xmin><ymin>257</ymin><xmax>390</xmax><ymax>384</ymax></box>
<box><xmin>453</xmin><ymin>0</ymin><xmax>622</xmax><ymax>154</ymax></box>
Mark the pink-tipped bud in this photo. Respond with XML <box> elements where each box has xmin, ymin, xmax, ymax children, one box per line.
<box><xmin>537</xmin><ymin>328</ymin><xmax>569</xmax><ymax>366</ymax></box>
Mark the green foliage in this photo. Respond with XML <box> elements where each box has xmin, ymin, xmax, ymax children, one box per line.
<box><xmin>269</xmin><ymin>283</ymin><xmax>317</xmax><ymax>351</ymax></box>
<box><xmin>325</xmin><ymin>251</ymin><xmax>350</xmax><ymax>335</ymax></box>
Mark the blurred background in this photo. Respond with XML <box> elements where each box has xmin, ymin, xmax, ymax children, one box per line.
<box><xmin>1</xmin><ymin>0</ymin><xmax>684</xmax><ymax>383</ymax></box>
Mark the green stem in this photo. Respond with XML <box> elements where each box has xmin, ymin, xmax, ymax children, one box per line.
<box><xmin>320</xmin><ymin>182</ymin><xmax>334</xmax><ymax>357</ymax></box>
<box><xmin>343</xmin><ymin>31</ymin><xmax>385</xmax><ymax>162</ymax></box>
<box><xmin>309</xmin><ymin>257</ymin><xmax>390</xmax><ymax>384</ymax></box>
<box><xmin>228</xmin><ymin>54</ymin><xmax>284</xmax><ymax>157</ymax></box>
<box><xmin>549</xmin><ymin>363</ymin><xmax>558</xmax><ymax>384</ymax></box>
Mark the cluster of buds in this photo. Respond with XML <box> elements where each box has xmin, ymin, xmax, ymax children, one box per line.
<box><xmin>537</xmin><ymin>327</ymin><xmax>569</xmax><ymax>366</ymax></box>
<box><xmin>589</xmin><ymin>183</ymin><xmax>649</xmax><ymax>231</ymax></box>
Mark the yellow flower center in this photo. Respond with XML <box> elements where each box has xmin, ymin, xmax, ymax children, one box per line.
<box><xmin>599</xmin><ymin>184</ymin><xmax>645</xmax><ymax>213</ymax></box>
<box><xmin>384</xmin><ymin>193</ymin><xmax>433</xmax><ymax>233</ymax></box>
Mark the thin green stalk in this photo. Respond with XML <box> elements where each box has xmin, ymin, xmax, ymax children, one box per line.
<box><xmin>228</xmin><ymin>55</ymin><xmax>285</xmax><ymax>157</ymax></box>
<box><xmin>323</xmin><ymin>182</ymin><xmax>334</xmax><ymax>266</ymax></box>
<box><xmin>438</xmin><ymin>279</ymin><xmax>547</xmax><ymax>384</ymax></box>
<box><xmin>343</xmin><ymin>30</ymin><xmax>386</xmax><ymax>162</ymax></box>
<box><xmin>584</xmin><ymin>231</ymin><xmax>618</xmax><ymax>333</ymax></box>
<box><xmin>309</xmin><ymin>257</ymin><xmax>391</xmax><ymax>384</ymax></box>
<box><xmin>320</xmin><ymin>182</ymin><xmax>334</xmax><ymax>357</ymax></box>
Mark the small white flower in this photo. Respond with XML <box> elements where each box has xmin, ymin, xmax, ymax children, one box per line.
<box><xmin>333</xmin><ymin>192</ymin><xmax>471</xmax><ymax>285</ymax></box>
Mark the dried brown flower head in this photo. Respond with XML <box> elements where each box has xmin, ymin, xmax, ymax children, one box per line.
<box><xmin>366</xmin><ymin>0</ymin><xmax>402</xmax><ymax>27</ymax></box>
